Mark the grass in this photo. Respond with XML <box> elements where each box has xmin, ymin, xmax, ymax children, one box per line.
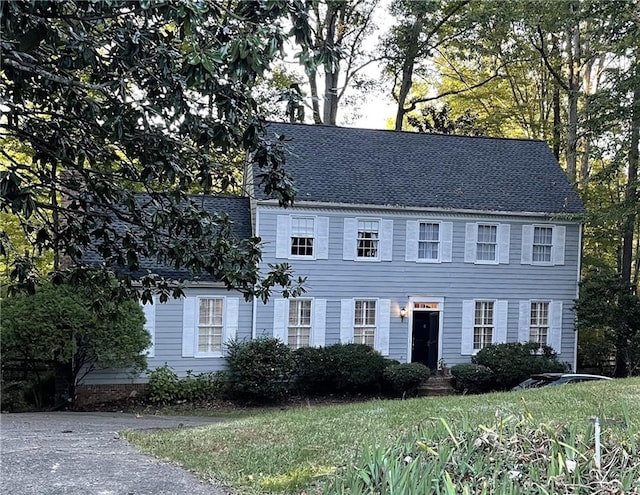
<box><xmin>123</xmin><ymin>378</ymin><xmax>640</xmax><ymax>494</ymax></box>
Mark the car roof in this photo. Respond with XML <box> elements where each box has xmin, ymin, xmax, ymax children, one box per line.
<box><xmin>530</xmin><ymin>373</ymin><xmax>612</xmax><ymax>380</ymax></box>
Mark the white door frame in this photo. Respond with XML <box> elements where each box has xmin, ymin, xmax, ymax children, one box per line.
<box><xmin>405</xmin><ymin>296</ymin><xmax>445</xmax><ymax>365</ymax></box>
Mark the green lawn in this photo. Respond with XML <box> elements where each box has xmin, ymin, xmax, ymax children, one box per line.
<box><xmin>123</xmin><ymin>378</ymin><xmax>640</xmax><ymax>494</ymax></box>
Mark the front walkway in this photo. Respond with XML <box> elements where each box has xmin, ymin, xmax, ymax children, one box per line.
<box><xmin>1</xmin><ymin>412</ymin><xmax>228</xmax><ymax>495</ymax></box>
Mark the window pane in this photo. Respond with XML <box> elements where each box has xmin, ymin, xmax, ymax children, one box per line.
<box><xmin>357</xmin><ymin>221</ymin><xmax>379</xmax><ymax>258</ymax></box>
<box><xmin>288</xmin><ymin>300</ymin><xmax>312</xmax><ymax>349</ymax></box>
<box><xmin>419</xmin><ymin>223</ymin><xmax>439</xmax><ymax>241</ymax></box>
<box><xmin>354</xmin><ymin>300</ymin><xmax>376</xmax><ymax>347</ymax></box>
<box><xmin>477</xmin><ymin>225</ymin><xmax>497</xmax><ymax>243</ymax></box>
<box><xmin>198</xmin><ymin>298</ymin><xmax>223</xmax><ymax>353</ymax></box>
<box><xmin>532</xmin><ymin>227</ymin><xmax>553</xmax><ymax>263</ymax></box>
<box><xmin>290</xmin><ymin>217</ymin><xmax>315</xmax><ymax>256</ymax></box>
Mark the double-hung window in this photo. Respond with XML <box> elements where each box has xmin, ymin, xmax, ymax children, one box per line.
<box><xmin>532</xmin><ymin>227</ymin><xmax>553</xmax><ymax>263</ymax></box>
<box><xmin>290</xmin><ymin>217</ymin><xmax>314</xmax><ymax>257</ymax></box>
<box><xmin>357</xmin><ymin>220</ymin><xmax>379</xmax><ymax>259</ymax></box>
<box><xmin>418</xmin><ymin>222</ymin><xmax>440</xmax><ymax>261</ymax></box>
<box><xmin>521</xmin><ymin>225</ymin><xmax>565</xmax><ymax>266</ymax></box>
<box><xmin>476</xmin><ymin>224</ymin><xmax>497</xmax><ymax>262</ymax></box>
<box><xmin>529</xmin><ymin>301</ymin><xmax>549</xmax><ymax>345</ymax></box>
<box><xmin>288</xmin><ymin>299</ymin><xmax>312</xmax><ymax>349</ymax></box>
<box><xmin>354</xmin><ymin>299</ymin><xmax>376</xmax><ymax>346</ymax></box>
<box><xmin>198</xmin><ymin>298</ymin><xmax>224</xmax><ymax>353</ymax></box>
<box><xmin>473</xmin><ymin>301</ymin><xmax>494</xmax><ymax>351</ymax></box>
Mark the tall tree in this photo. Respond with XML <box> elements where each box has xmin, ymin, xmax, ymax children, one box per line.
<box><xmin>0</xmin><ymin>0</ymin><xmax>308</xmax><ymax>302</ymax></box>
<box><xmin>296</xmin><ymin>0</ymin><xmax>380</xmax><ymax>125</ymax></box>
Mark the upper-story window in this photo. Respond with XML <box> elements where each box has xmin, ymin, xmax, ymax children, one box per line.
<box><xmin>473</xmin><ymin>300</ymin><xmax>494</xmax><ymax>351</ymax></box>
<box><xmin>529</xmin><ymin>301</ymin><xmax>549</xmax><ymax>345</ymax></box>
<box><xmin>357</xmin><ymin>220</ymin><xmax>379</xmax><ymax>259</ymax></box>
<box><xmin>288</xmin><ymin>299</ymin><xmax>312</xmax><ymax>349</ymax></box>
<box><xmin>418</xmin><ymin>222</ymin><xmax>439</xmax><ymax>261</ymax></box>
<box><xmin>533</xmin><ymin>226</ymin><xmax>553</xmax><ymax>263</ymax></box>
<box><xmin>344</xmin><ymin>218</ymin><xmax>393</xmax><ymax>262</ymax></box>
<box><xmin>276</xmin><ymin>214</ymin><xmax>329</xmax><ymax>260</ymax></box>
<box><xmin>465</xmin><ymin>223</ymin><xmax>510</xmax><ymax>264</ymax></box>
<box><xmin>406</xmin><ymin>220</ymin><xmax>452</xmax><ymax>263</ymax></box>
<box><xmin>476</xmin><ymin>224</ymin><xmax>497</xmax><ymax>261</ymax></box>
<box><xmin>521</xmin><ymin>225</ymin><xmax>565</xmax><ymax>266</ymax></box>
<box><xmin>198</xmin><ymin>297</ymin><xmax>224</xmax><ymax>354</ymax></box>
<box><xmin>290</xmin><ymin>217</ymin><xmax>314</xmax><ymax>257</ymax></box>
<box><xmin>354</xmin><ymin>299</ymin><xmax>376</xmax><ymax>347</ymax></box>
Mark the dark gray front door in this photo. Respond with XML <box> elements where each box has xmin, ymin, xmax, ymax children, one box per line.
<box><xmin>411</xmin><ymin>311</ymin><xmax>439</xmax><ymax>370</ymax></box>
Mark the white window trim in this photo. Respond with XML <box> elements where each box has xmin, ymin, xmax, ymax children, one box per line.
<box><xmin>472</xmin><ymin>300</ymin><xmax>495</xmax><ymax>351</ymax></box>
<box><xmin>287</xmin><ymin>298</ymin><xmax>313</xmax><ymax>349</ymax></box>
<box><xmin>289</xmin><ymin>215</ymin><xmax>317</xmax><ymax>260</ymax></box>
<box><xmin>417</xmin><ymin>220</ymin><xmax>441</xmax><ymax>263</ymax></box>
<box><xmin>531</xmin><ymin>224</ymin><xmax>554</xmax><ymax>266</ymax></box>
<box><xmin>519</xmin><ymin>299</ymin><xmax>563</xmax><ymax>353</ymax></box>
<box><xmin>355</xmin><ymin>218</ymin><xmax>381</xmax><ymax>261</ymax></box>
<box><xmin>474</xmin><ymin>223</ymin><xmax>499</xmax><ymax>265</ymax></box>
<box><xmin>353</xmin><ymin>298</ymin><xmax>378</xmax><ymax>345</ymax></box>
<box><xmin>194</xmin><ymin>296</ymin><xmax>226</xmax><ymax>358</ymax></box>
<box><xmin>522</xmin><ymin>224</ymin><xmax>566</xmax><ymax>266</ymax></box>
<box><xmin>462</xmin><ymin>299</ymin><xmax>508</xmax><ymax>355</ymax></box>
<box><xmin>529</xmin><ymin>300</ymin><xmax>550</xmax><ymax>345</ymax></box>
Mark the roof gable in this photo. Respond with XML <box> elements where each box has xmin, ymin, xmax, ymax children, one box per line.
<box><xmin>255</xmin><ymin>122</ymin><xmax>585</xmax><ymax>215</ymax></box>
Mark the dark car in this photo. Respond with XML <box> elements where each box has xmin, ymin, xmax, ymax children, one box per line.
<box><xmin>512</xmin><ymin>373</ymin><xmax>612</xmax><ymax>390</ymax></box>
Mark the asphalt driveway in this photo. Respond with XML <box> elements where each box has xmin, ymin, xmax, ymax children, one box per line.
<box><xmin>1</xmin><ymin>412</ymin><xmax>229</xmax><ymax>495</ymax></box>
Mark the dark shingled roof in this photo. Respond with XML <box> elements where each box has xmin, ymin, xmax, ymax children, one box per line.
<box><xmin>82</xmin><ymin>195</ymin><xmax>251</xmax><ymax>282</ymax></box>
<box><xmin>256</xmin><ymin>122</ymin><xmax>585</xmax><ymax>215</ymax></box>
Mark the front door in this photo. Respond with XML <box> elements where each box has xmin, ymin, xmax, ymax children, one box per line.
<box><xmin>411</xmin><ymin>311</ymin><xmax>439</xmax><ymax>370</ymax></box>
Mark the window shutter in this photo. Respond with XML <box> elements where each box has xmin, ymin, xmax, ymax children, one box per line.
<box><xmin>461</xmin><ymin>300</ymin><xmax>474</xmax><ymax>355</ymax></box>
<box><xmin>182</xmin><ymin>296</ymin><xmax>196</xmax><ymax>357</ymax></box>
<box><xmin>311</xmin><ymin>299</ymin><xmax>326</xmax><ymax>347</ymax></box>
<box><xmin>464</xmin><ymin>223</ymin><xmax>477</xmax><ymax>263</ymax></box>
<box><xmin>375</xmin><ymin>299</ymin><xmax>391</xmax><ymax>356</ymax></box>
<box><xmin>141</xmin><ymin>299</ymin><xmax>156</xmax><ymax>357</ymax></box>
<box><xmin>343</xmin><ymin>218</ymin><xmax>357</xmax><ymax>260</ymax></box>
<box><xmin>518</xmin><ymin>301</ymin><xmax>531</xmax><ymax>343</ymax></box>
<box><xmin>340</xmin><ymin>299</ymin><xmax>354</xmax><ymax>343</ymax></box>
<box><xmin>380</xmin><ymin>219</ymin><xmax>394</xmax><ymax>261</ymax></box>
<box><xmin>276</xmin><ymin>215</ymin><xmax>290</xmax><ymax>259</ymax></box>
<box><xmin>521</xmin><ymin>225</ymin><xmax>534</xmax><ymax>264</ymax></box>
<box><xmin>405</xmin><ymin>220</ymin><xmax>418</xmax><ymax>262</ymax></box>
<box><xmin>224</xmin><ymin>297</ymin><xmax>239</xmax><ymax>354</ymax></box>
<box><xmin>273</xmin><ymin>299</ymin><xmax>288</xmax><ymax>343</ymax></box>
<box><xmin>549</xmin><ymin>301</ymin><xmax>563</xmax><ymax>353</ymax></box>
<box><xmin>552</xmin><ymin>226</ymin><xmax>566</xmax><ymax>266</ymax></box>
<box><xmin>498</xmin><ymin>224</ymin><xmax>510</xmax><ymax>264</ymax></box>
<box><xmin>494</xmin><ymin>300</ymin><xmax>508</xmax><ymax>343</ymax></box>
<box><xmin>316</xmin><ymin>217</ymin><xmax>329</xmax><ymax>259</ymax></box>
<box><xmin>441</xmin><ymin>222</ymin><xmax>453</xmax><ymax>262</ymax></box>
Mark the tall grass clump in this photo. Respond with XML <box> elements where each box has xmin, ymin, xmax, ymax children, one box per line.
<box><xmin>325</xmin><ymin>411</ymin><xmax>640</xmax><ymax>494</ymax></box>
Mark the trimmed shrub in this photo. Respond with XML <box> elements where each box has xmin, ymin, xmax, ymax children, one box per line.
<box><xmin>293</xmin><ymin>343</ymin><xmax>387</xmax><ymax>396</ymax></box>
<box><xmin>450</xmin><ymin>363</ymin><xmax>495</xmax><ymax>394</ymax></box>
<box><xmin>292</xmin><ymin>346</ymin><xmax>333</xmax><ymax>395</ymax></box>
<box><xmin>147</xmin><ymin>366</ymin><xmax>229</xmax><ymax>404</ymax></box>
<box><xmin>147</xmin><ymin>364</ymin><xmax>180</xmax><ymax>403</ymax></box>
<box><xmin>226</xmin><ymin>338</ymin><xmax>294</xmax><ymax>403</ymax></box>
<box><xmin>472</xmin><ymin>342</ymin><xmax>566</xmax><ymax>390</ymax></box>
<box><xmin>383</xmin><ymin>363</ymin><xmax>430</xmax><ymax>397</ymax></box>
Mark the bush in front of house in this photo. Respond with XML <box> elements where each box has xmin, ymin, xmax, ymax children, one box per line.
<box><xmin>450</xmin><ymin>363</ymin><xmax>495</xmax><ymax>394</ymax></box>
<box><xmin>471</xmin><ymin>342</ymin><xmax>566</xmax><ymax>390</ymax></box>
<box><xmin>147</xmin><ymin>365</ymin><xmax>230</xmax><ymax>403</ymax></box>
<box><xmin>226</xmin><ymin>337</ymin><xmax>295</xmax><ymax>402</ymax></box>
<box><xmin>293</xmin><ymin>343</ymin><xmax>388</xmax><ymax>396</ymax></box>
<box><xmin>383</xmin><ymin>363</ymin><xmax>430</xmax><ymax>397</ymax></box>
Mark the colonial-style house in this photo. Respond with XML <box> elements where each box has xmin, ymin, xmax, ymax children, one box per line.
<box><xmin>80</xmin><ymin>122</ymin><xmax>584</xmax><ymax>403</ymax></box>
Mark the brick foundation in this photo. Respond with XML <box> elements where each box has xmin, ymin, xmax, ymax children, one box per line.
<box><xmin>76</xmin><ymin>383</ymin><xmax>147</xmax><ymax>407</ymax></box>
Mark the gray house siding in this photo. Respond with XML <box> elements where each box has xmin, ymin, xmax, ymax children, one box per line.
<box><xmin>84</xmin><ymin>287</ymin><xmax>252</xmax><ymax>385</ymax></box>
<box><xmin>255</xmin><ymin>204</ymin><xmax>580</xmax><ymax>368</ymax></box>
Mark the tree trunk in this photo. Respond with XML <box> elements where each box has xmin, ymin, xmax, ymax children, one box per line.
<box><xmin>565</xmin><ymin>17</ymin><xmax>580</xmax><ymax>183</ymax></box>
<box><xmin>394</xmin><ymin>18</ymin><xmax>423</xmax><ymax>131</ymax></box>
<box><xmin>617</xmin><ymin>63</ymin><xmax>639</xmax><ymax>377</ymax></box>
<box><xmin>307</xmin><ymin>69</ymin><xmax>323</xmax><ymax>124</ymax></box>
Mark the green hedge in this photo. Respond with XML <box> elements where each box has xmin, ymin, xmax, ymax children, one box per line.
<box><xmin>383</xmin><ymin>363</ymin><xmax>430</xmax><ymax>397</ymax></box>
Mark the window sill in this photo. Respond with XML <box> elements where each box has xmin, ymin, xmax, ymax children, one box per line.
<box><xmin>193</xmin><ymin>352</ymin><xmax>224</xmax><ymax>358</ymax></box>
